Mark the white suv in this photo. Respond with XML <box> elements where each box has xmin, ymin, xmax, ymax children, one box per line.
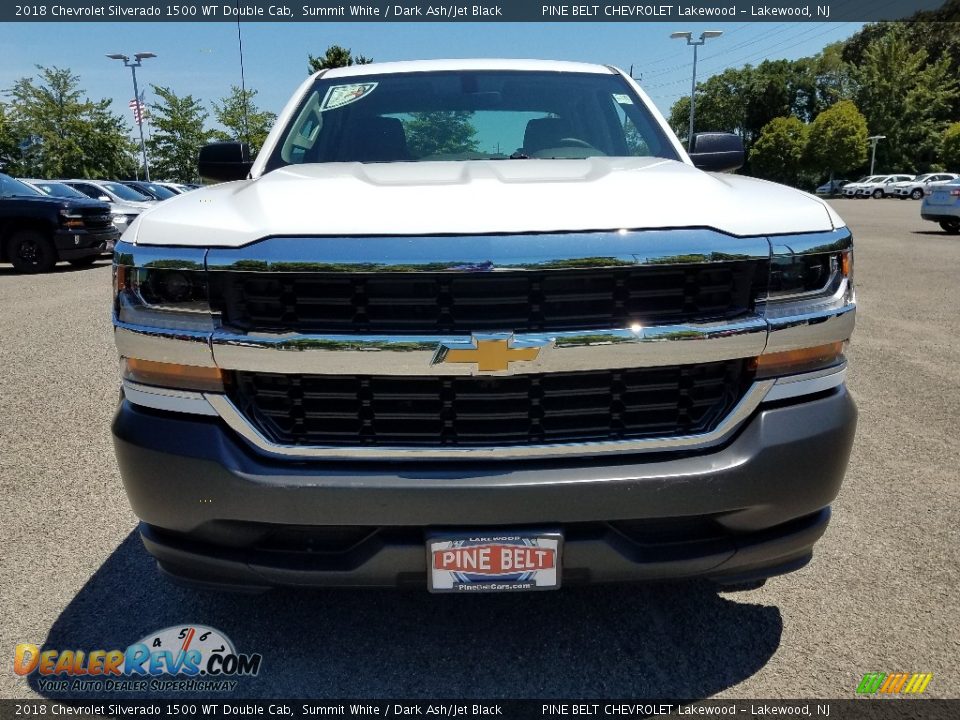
<box><xmin>842</xmin><ymin>176</ymin><xmax>881</xmax><ymax>198</ymax></box>
<box><xmin>892</xmin><ymin>173</ymin><xmax>959</xmax><ymax>200</ymax></box>
<box><xmin>857</xmin><ymin>174</ymin><xmax>914</xmax><ymax>199</ymax></box>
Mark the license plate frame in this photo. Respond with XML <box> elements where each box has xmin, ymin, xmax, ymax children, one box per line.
<box><xmin>426</xmin><ymin>530</ymin><xmax>562</xmax><ymax>593</ymax></box>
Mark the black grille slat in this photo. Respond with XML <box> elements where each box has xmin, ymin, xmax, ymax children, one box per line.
<box><xmin>229</xmin><ymin>360</ymin><xmax>751</xmax><ymax>449</ymax></box>
<box><xmin>211</xmin><ymin>262</ymin><xmax>766</xmax><ymax>334</ymax></box>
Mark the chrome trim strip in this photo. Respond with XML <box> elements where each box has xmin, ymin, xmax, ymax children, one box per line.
<box><xmin>204</xmin><ymin>229</ymin><xmax>770</xmax><ymax>273</ymax></box>
<box><xmin>765</xmin><ymin>300</ymin><xmax>856</xmax><ymax>354</ymax></box>
<box><xmin>765</xmin><ymin>364</ymin><xmax>847</xmax><ymax>402</ymax></box>
<box><xmin>115</xmin><ymin>322</ymin><xmax>216</xmax><ymax>367</ymax></box>
<box><xmin>769</xmin><ymin>228</ymin><xmax>852</xmax><ymax>256</ymax></box>
<box><xmin>123</xmin><ymin>380</ymin><xmax>218</xmax><ymax>416</ymax></box>
<box><xmin>209</xmin><ymin>317</ymin><xmax>768</xmax><ymax>375</ymax></box>
<box><xmin>203</xmin><ymin>379</ymin><xmax>777</xmax><ymax>461</ymax></box>
<box><xmin>114</xmin><ymin>240</ymin><xmax>206</xmax><ymax>270</ymax></box>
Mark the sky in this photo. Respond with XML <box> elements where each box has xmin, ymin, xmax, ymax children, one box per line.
<box><xmin>0</xmin><ymin>21</ymin><xmax>864</xmax><ymax>134</ymax></box>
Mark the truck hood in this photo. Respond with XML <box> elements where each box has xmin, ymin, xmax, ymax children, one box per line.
<box><xmin>132</xmin><ymin>157</ymin><xmax>841</xmax><ymax>247</ymax></box>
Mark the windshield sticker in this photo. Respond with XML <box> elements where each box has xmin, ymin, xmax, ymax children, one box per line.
<box><xmin>613</xmin><ymin>94</ymin><xmax>634</xmax><ymax>105</ymax></box>
<box><xmin>320</xmin><ymin>83</ymin><xmax>379</xmax><ymax>111</ymax></box>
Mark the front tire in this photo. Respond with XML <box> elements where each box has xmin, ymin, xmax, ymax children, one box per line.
<box><xmin>872</xmin><ymin>189</ymin><xmax>883</xmax><ymax>199</ymax></box>
<box><xmin>940</xmin><ymin>219</ymin><xmax>960</xmax><ymax>235</ymax></box>
<box><xmin>6</xmin><ymin>230</ymin><xmax>57</xmax><ymax>273</ymax></box>
<box><xmin>910</xmin><ymin>188</ymin><xmax>924</xmax><ymax>200</ymax></box>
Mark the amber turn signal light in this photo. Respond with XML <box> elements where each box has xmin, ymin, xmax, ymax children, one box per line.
<box><xmin>122</xmin><ymin>358</ymin><xmax>225</xmax><ymax>392</ymax></box>
<box><xmin>752</xmin><ymin>341</ymin><xmax>845</xmax><ymax>378</ymax></box>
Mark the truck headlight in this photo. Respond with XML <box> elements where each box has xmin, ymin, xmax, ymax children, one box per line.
<box><xmin>114</xmin><ymin>263</ymin><xmax>216</xmax><ymax>331</ymax></box>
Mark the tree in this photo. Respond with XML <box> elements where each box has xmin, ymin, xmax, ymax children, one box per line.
<box><xmin>5</xmin><ymin>66</ymin><xmax>134</xmax><ymax>178</ymax></box>
<box><xmin>403</xmin><ymin>111</ymin><xmax>479</xmax><ymax>158</ymax></box>
<box><xmin>943</xmin><ymin>123</ymin><xmax>960</xmax><ymax>171</ymax></box>
<box><xmin>805</xmin><ymin>100</ymin><xmax>868</xmax><ymax>180</ymax></box>
<box><xmin>852</xmin><ymin>31</ymin><xmax>958</xmax><ymax>172</ymax></box>
<box><xmin>0</xmin><ymin>103</ymin><xmax>16</xmax><ymax>170</ymax></box>
<box><xmin>749</xmin><ymin>116</ymin><xmax>809</xmax><ymax>186</ymax></box>
<box><xmin>146</xmin><ymin>85</ymin><xmax>215</xmax><ymax>182</ymax></box>
<box><xmin>307</xmin><ymin>45</ymin><xmax>373</xmax><ymax>74</ymax></box>
<box><xmin>212</xmin><ymin>86</ymin><xmax>276</xmax><ymax>156</ymax></box>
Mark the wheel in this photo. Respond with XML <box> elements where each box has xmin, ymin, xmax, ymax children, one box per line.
<box><xmin>6</xmin><ymin>229</ymin><xmax>57</xmax><ymax>273</ymax></box>
<box><xmin>68</xmin><ymin>255</ymin><xmax>98</xmax><ymax>268</ymax></box>
<box><xmin>872</xmin><ymin>188</ymin><xmax>883</xmax><ymax>199</ymax></box>
<box><xmin>940</xmin><ymin>219</ymin><xmax>960</xmax><ymax>234</ymax></box>
<box><xmin>910</xmin><ymin>188</ymin><xmax>924</xmax><ymax>200</ymax></box>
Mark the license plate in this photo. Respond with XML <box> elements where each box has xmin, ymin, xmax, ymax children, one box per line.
<box><xmin>427</xmin><ymin>531</ymin><xmax>562</xmax><ymax>593</ymax></box>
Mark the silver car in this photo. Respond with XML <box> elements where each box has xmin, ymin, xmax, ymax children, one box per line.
<box><xmin>22</xmin><ymin>179</ymin><xmax>144</xmax><ymax>232</ymax></box>
<box><xmin>921</xmin><ymin>179</ymin><xmax>960</xmax><ymax>234</ymax></box>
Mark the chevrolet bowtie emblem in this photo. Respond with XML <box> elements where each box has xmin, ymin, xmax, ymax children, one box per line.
<box><xmin>435</xmin><ymin>337</ymin><xmax>543</xmax><ymax>372</ymax></box>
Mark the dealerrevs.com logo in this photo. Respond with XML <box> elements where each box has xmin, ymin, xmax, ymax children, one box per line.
<box><xmin>14</xmin><ymin>625</ymin><xmax>262</xmax><ymax>693</ymax></box>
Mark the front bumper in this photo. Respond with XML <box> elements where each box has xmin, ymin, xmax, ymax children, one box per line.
<box><xmin>113</xmin><ymin>385</ymin><xmax>857</xmax><ymax>590</ymax></box>
<box><xmin>921</xmin><ymin>211</ymin><xmax>960</xmax><ymax>222</ymax></box>
<box><xmin>54</xmin><ymin>228</ymin><xmax>118</xmax><ymax>259</ymax></box>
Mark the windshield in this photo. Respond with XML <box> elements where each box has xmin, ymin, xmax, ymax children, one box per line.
<box><xmin>29</xmin><ymin>181</ymin><xmax>88</xmax><ymax>199</ymax></box>
<box><xmin>99</xmin><ymin>182</ymin><xmax>152</xmax><ymax>202</ymax></box>
<box><xmin>265</xmin><ymin>70</ymin><xmax>679</xmax><ymax>170</ymax></box>
<box><xmin>135</xmin><ymin>182</ymin><xmax>177</xmax><ymax>199</ymax></box>
<box><xmin>0</xmin><ymin>174</ymin><xmax>44</xmax><ymax>197</ymax></box>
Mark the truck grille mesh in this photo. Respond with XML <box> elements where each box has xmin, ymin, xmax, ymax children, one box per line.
<box><xmin>210</xmin><ymin>262</ymin><xmax>766</xmax><ymax>334</ymax></box>
<box><xmin>228</xmin><ymin>360</ymin><xmax>751</xmax><ymax>448</ymax></box>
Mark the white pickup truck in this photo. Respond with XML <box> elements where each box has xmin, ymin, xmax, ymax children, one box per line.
<box><xmin>112</xmin><ymin>59</ymin><xmax>856</xmax><ymax>593</ymax></box>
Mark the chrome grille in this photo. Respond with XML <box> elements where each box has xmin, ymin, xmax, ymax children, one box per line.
<box><xmin>210</xmin><ymin>263</ymin><xmax>767</xmax><ymax>334</ymax></box>
<box><xmin>228</xmin><ymin>360</ymin><xmax>751</xmax><ymax>448</ymax></box>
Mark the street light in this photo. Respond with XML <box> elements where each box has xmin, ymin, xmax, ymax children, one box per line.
<box><xmin>670</xmin><ymin>30</ymin><xmax>723</xmax><ymax>151</ymax></box>
<box><xmin>867</xmin><ymin>135</ymin><xmax>886</xmax><ymax>176</ymax></box>
<box><xmin>107</xmin><ymin>52</ymin><xmax>157</xmax><ymax>180</ymax></box>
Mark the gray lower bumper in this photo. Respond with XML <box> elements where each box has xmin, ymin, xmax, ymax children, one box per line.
<box><xmin>113</xmin><ymin>386</ymin><xmax>857</xmax><ymax>589</ymax></box>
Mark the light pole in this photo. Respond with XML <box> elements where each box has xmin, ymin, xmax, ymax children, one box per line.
<box><xmin>670</xmin><ymin>30</ymin><xmax>723</xmax><ymax>151</ymax></box>
<box><xmin>867</xmin><ymin>135</ymin><xmax>886</xmax><ymax>176</ymax></box>
<box><xmin>107</xmin><ymin>52</ymin><xmax>156</xmax><ymax>180</ymax></box>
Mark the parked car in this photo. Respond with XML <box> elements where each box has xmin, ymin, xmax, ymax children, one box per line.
<box><xmin>921</xmin><ymin>178</ymin><xmax>960</xmax><ymax>234</ymax></box>
<box><xmin>0</xmin><ymin>173</ymin><xmax>118</xmax><ymax>272</ymax></box>
<box><xmin>61</xmin><ymin>179</ymin><xmax>155</xmax><ymax>209</ymax></box>
<box><xmin>120</xmin><ymin>180</ymin><xmax>179</xmax><ymax>201</ymax></box>
<box><xmin>891</xmin><ymin>173</ymin><xmax>959</xmax><ymax>200</ymax></box>
<box><xmin>156</xmin><ymin>182</ymin><xmax>199</xmax><ymax>194</ymax></box>
<box><xmin>856</xmin><ymin>174</ymin><xmax>914</xmax><ymax>199</ymax></box>
<box><xmin>22</xmin><ymin>179</ymin><xmax>144</xmax><ymax>233</ymax></box>
<box><xmin>842</xmin><ymin>176</ymin><xmax>881</xmax><ymax>198</ymax></box>
<box><xmin>815</xmin><ymin>179</ymin><xmax>849</xmax><ymax>196</ymax></box>
<box><xmin>112</xmin><ymin>59</ymin><xmax>857</xmax><ymax>593</ymax></box>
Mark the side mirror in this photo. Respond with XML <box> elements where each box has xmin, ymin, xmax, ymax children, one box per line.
<box><xmin>688</xmin><ymin>132</ymin><xmax>744</xmax><ymax>173</ymax></box>
<box><xmin>198</xmin><ymin>141</ymin><xmax>253</xmax><ymax>183</ymax></box>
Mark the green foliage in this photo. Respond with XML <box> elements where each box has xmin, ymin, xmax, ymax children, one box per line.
<box><xmin>852</xmin><ymin>30</ymin><xmax>958</xmax><ymax>173</ymax></box>
<box><xmin>403</xmin><ymin>111</ymin><xmax>479</xmax><ymax>158</ymax></box>
<box><xmin>0</xmin><ymin>103</ymin><xmax>17</xmax><ymax>170</ymax></box>
<box><xmin>146</xmin><ymin>85</ymin><xmax>215</xmax><ymax>183</ymax></box>
<box><xmin>749</xmin><ymin>116</ymin><xmax>809</xmax><ymax>186</ymax></box>
<box><xmin>805</xmin><ymin>100</ymin><xmax>868</xmax><ymax>177</ymax></box>
<box><xmin>668</xmin><ymin>7</ymin><xmax>960</xmax><ymax>176</ymax></box>
<box><xmin>4</xmin><ymin>66</ymin><xmax>135</xmax><ymax>178</ymax></box>
<box><xmin>212</xmin><ymin>86</ymin><xmax>276</xmax><ymax>156</ymax></box>
<box><xmin>307</xmin><ymin>45</ymin><xmax>373</xmax><ymax>74</ymax></box>
<box><xmin>944</xmin><ymin>123</ymin><xmax>960</xmax><ymax>171</ymax></box>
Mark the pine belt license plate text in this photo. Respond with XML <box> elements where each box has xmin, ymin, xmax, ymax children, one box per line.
<box><xmin>427</xmin><ymin>531</ymin><xmax>562</xmax><ymax>593</ymax></box>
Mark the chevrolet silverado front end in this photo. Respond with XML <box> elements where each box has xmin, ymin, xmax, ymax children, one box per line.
<box><xmin>111</xmin><ymin>60</ymin><xmax>856</xmax><ymax>592</ymax></box>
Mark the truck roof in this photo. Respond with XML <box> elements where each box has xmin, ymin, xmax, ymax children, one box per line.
<box><xmin>319</xmin><ymin>58</ymin><xmax>618</xmax><ymax>79</ymax></box>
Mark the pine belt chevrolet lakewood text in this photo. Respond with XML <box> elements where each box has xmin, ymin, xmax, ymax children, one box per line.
<box><xmin>111</xmin><ymin>59</ymin><xmax>857</xmax><ymax>593</ymax></box>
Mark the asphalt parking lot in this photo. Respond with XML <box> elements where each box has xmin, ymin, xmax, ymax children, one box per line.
<box><xmin>1</xmin><ymin>197</ymin><xmax>958</xmax><ymax>701</ymax></box>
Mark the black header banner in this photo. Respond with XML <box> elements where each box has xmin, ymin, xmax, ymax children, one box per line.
<box><xmin>2</xmin><ymin>0</ymin><xmax>955</xmax><ymax>22</ymax></box>
<box><xmin>1</xmin><ymin>700</ymin><xmax>959</xmax><ymax>720</ymax></box>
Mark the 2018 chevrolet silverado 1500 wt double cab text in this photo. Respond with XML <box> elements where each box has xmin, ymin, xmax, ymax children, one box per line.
<box><xmin>111</xmin><ymin>60</ymin><xmax>857</xmax><ymax>593</ymax></box>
